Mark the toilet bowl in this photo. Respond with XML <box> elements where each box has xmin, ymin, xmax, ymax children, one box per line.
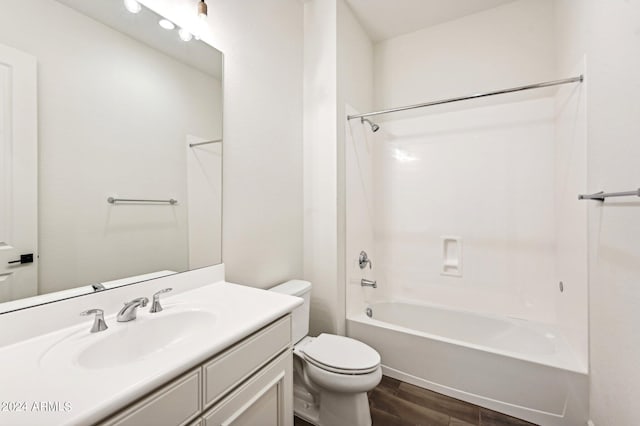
<box><xmin>270</xmin><ymin>280</ymin><xmax>382</xmax><ymax>426</ymax></box>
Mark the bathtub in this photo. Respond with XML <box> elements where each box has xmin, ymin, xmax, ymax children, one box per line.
<box><xmin>346</xmin><ymin>302</ymin><xmax>588</xmax><ymax>426</ymax></box>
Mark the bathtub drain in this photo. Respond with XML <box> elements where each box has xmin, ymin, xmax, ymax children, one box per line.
<box><xmin>365</xmin><ymin>307</ymin><xmax>373</xmax><ymax>318</ymax></box>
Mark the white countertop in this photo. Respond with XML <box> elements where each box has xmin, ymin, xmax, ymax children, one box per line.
<box><xmin>0</xmin><ymin>281</ymin><xmax>302</xmax><ymax>425</ymax></box>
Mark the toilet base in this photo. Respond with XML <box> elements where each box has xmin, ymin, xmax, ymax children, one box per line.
<box><xmin>292</xmin><ymin>382</ymin><xmax>372</xmax><ymax>426</ymax></box>
<box><xmin>293</xmin><ymin>383</ymin><xmax>320</xmax><ymax>425</ymax></box>
<box><xmin>318</xmin><ymin>391</ymin><xmax>372</xmax><ymax>426</ymax></box>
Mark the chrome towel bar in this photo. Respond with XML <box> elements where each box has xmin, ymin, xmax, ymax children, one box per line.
<box><xmin>578</xmin><ymin>189</ymin><xmax>640</xmax><ymax>202</ymax></box>
<box><xmin>189</xmin><ymin>138</ymin><xmax>222</xmax><ymax>148</ymax></box>
<box><xmin>107</xmin><ymin>197</ymin><xmax>178</xmax><ymax>205</ymax></box>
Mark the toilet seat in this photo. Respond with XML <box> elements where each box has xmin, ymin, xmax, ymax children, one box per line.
<box><xmin>304</xmin><ymin>361</ymin><xmax>382</xmax><ymax>394</ymax></box>
<box><xmin>301</xmin><ymin>334</ymin><xmax>380</xmax><ymax>375</ymax></box>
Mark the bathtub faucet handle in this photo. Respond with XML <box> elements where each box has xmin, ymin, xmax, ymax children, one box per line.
<box><xmin>359</xmin><ymin>251</ymin><xmax>372</xmax><ymax>269</ymax></box>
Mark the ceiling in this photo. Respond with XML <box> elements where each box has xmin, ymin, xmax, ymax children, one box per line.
<box><xmin>345</xmin><ymin>0</ymin><xmax>517</xmax><ymax>42</ymax></box>
<box><xmin>56</xmin><ymin>0</ymin><xmax>223</xmax><ymax>79</ymax></box>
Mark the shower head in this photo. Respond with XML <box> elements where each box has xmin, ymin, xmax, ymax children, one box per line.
<box><xmin>361</xmin><ymin>117</ymin><xmax>380</xmax><ymax>133</ymax></box>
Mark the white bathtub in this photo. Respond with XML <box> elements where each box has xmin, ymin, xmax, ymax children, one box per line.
<box><xmin>347</xmin><ymin>301</ymin><xmax>588</xmax><ymax>426</ymax></box>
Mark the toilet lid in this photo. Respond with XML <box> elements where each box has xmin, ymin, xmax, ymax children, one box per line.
<box><xmin>301</xmin><ymin>334</ymin><xmax>380</xmax><ymax>374</ymax></box>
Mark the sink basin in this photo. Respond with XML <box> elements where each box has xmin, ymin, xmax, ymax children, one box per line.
<box><xmin>40</xmin><ymin>309</ymin><xmax>216</xmax><ymax>370</ymax></box>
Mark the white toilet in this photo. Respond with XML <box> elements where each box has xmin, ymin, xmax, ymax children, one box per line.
<box><xmin>270</xmin><ymin>280</ymin><xmax>382</xmax><ymax>426</ymax></box>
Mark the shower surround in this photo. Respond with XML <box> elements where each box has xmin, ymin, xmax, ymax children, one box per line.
<box><xmin>344</xmin><ymin>2</ymin><xmax>588</xmax><ymax>424</ymax></box>
<box><xmin>345</xmin><ymin>93</ymin><xmax>588</xmax><ymax>426</ymax></box>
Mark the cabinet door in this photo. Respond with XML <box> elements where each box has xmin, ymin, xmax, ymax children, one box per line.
<box><xmin>203</xmin><ymin>350</ymin><xmax>292</xmax><ymax>426</ymax></box>
<box><xmin>203</xmin><ymin>316</ymin><xmax>291</xmax><ymax>409</ymax></box>
<box><xmin>101</xmin><ymin>368</ymin><xmax>202</xmax><ymax>426</ymax></box>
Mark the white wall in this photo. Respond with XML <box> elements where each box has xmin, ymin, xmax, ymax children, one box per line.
<box><xmin>372</xmin><ymin>99</ymin><xmax>558</xmax><ymax>323</ymax></box>
<box><xmin>556</xmin><ymin>1</ymin><xmax>640</xmax><ymax>424</ymax></box>
<box><xmin>345</xmin><ymin>107</ymin><xmax>383</xmax><ymax>318</ymax></box>
<box><xmin>303</xmin><ymin>0</ymin><xmax>373</xmax><ymax>335</ymax></box>
<box><xmin>553</xmin><ymin>63</ymin><xmax>588</xmax><ymax>371</ymax></box>
<box><xmin>0</xmin><ymin>0</ymin><xmax>221</xmax><ymax>294</ymax></box>
<box><xmin>363</xmin><ymin>0</ymin><xmax>560</xmax><ymax>321</ymax></box>
<box><xmin>338</xmin><ymin>0</ymin><xmax>375</xmax><ymax>322</ymax></box>
<box><xmin>187</xmin><ymin>137</ymin><xmax>222</xmax><ymax>269</ymax></box>
<box><xmin>303</xmin><ymin>0</ymin><xmax>339</xmax><ymax>335</ymax></box>
<box><xmin>337</xmin><ymin>0</ymin><xmax>374</xmax><ymax>332</ymax></box>
<box><xmin>374</xmin><ymin>0</ymin><xmax>556</xmax><ymax>116</ymax></box>
<box><xmin>140</xmin><ymin>0</ymin><xmax>304</xmax><ymax>288</ymax></box>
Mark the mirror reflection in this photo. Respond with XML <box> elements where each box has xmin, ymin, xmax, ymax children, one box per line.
<box><xmin>0</xmin><ymin>0</ymin><xmax>223</xmax><ymax>313</ymax></box>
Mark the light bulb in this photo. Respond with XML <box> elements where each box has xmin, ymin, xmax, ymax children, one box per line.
<box><xmin>198</xmin><ymin>0</ymin><xmax>208</xmax><ymax>19</ymax></box>
<box><xmin>159</xmin><ymin>19</ymin><xmax>175</xmax><ymax>30</ymax></box>
<box><xmin>178</xmin><ymin>29</ymin><xmax>193</xmax><ymax>42</ymax></box>
<box><xmin>123</xmin><ymin>0</ymin><xmax>142</xmax><ymax>14</ymax></box>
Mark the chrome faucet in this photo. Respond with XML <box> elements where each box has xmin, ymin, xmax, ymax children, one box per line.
<box><xmin>359</xmin><ymin>251</ymin><xmax>372</xmax><ymax>269</ymax></box>
<box><xmin>81</xmin><ymin>309</ymin><xmax>108</xmax><ymax>333</ymax></box>
<box><xmin>361</xmin><ymin>278</ymin><xmax>377</xmax><ymax>288</ymax></box>
<box><xmin>117</xmin><ymin>297</ymin><xmax>149</xmax><ymax>322</ymax></box>
<box><xmin>150</xmin><ymin>288</ymin><xmax>173</xmax><ymax>313</ymax></box>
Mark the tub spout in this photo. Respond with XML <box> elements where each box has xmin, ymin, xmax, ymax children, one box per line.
<box><xmin>361</xmin><ymin>279</ymin><xmax>377</xmax><ymax>288</ymax></box>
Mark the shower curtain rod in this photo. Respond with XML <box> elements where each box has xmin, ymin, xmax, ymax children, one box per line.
<box><xmin>347</xmin><ymin>75</ymin><xmax>584</xmax><ymax>120</ymax></box>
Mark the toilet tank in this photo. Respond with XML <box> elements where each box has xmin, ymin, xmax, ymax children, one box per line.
<box><xmin>269</xmin><ymin>280</ymin><xmax>311</xmax><ymax>344</ymax></box>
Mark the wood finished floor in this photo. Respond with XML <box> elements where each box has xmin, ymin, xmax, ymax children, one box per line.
<box><xmin>294</xmin><ymin>375</ymin><xmax>538</xmax><ymax>426</ymax></box>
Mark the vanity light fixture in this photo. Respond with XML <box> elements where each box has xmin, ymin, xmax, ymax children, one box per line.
<box><xmin>198</xmin><ymin>0</ymin><xmax>208</xmax><ymax>19</ymax></box>
<box><xmin>159</xmin><ymin>19</ymin><xmax>176</xmax><ymax>30</ymax></box>
<box><xmin>123</xmin><ymin>0</ymin><xmax>142</xmax><ymax>14</ymax></box>
<box><xmin>178</xmin><ymin>29</ymin><xmax>193</xmax><ymax>42</ymax></box>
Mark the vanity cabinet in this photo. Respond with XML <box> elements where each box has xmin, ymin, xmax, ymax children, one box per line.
<box><xmin>101</xmin><ymin>315</ymin><xmax>292</xmax><ymax>426</ymax></box>
<box><xmin>100</xmin><ymin>369</ymin><xmax>203</xmax><ymax>426</ymax></box>
<box><xmin>201</xmin><ymin>350</ymin><xmax>291</xmax><ymax>426</ymax></box>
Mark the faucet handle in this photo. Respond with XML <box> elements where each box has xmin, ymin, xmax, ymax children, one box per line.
<box><xmin>359</xmin><ymin>251</ymin><xmax>372</xmax><ymax>269</ymax></box>
<box><xmin>150</xmin><ymin>288</ymin><xmax>173</xmax><ymax>313</ymax></box>
<box><xmin>80</xmin><ymin>309</ymin><xmax>108</xmax><ymax>333</ymax></box>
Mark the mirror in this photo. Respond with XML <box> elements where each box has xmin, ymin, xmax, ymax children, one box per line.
<box><xmin>0</xmin><ymin>0</ymin><xmax>223</xmax><ymax>313</ymax></box>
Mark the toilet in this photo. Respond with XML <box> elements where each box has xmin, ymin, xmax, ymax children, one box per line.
<box><xmin>270</xmin><ymin>280</ymin><xmax>382</xmax><ymax>426</ymax></box>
